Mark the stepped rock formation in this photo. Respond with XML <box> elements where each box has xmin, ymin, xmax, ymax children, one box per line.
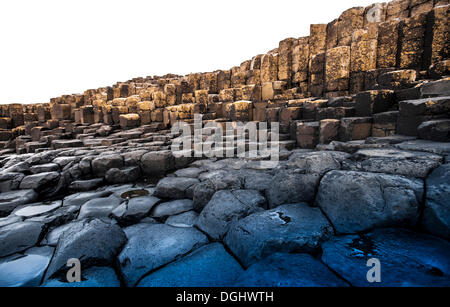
<box><xmin>0</xmin><ymin>0</ymin><xmax>449</xmax><ymax>287</ymax></box>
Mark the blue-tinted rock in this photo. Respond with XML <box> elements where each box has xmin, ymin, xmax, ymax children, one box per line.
<box><xmin>0</xmin><ymin>246</ymin><xmax>54</xmax><ymax>287</ymax></box>
<box><xmin>137</xmin><ymin>243</ymin><xmax>243</xmax><ymax>287</ymax></box>
<box><xmin>321</xmin><ymin>228</ymin><xmax>450</xmax><ymax>287</ymax></box>
<box><xmin>224</xmin><ymin>203</ymin><xmax>333</xmax><ymax>268</ymax></box>
<box><xmin>234</xmin><ymin>253</ymin><xmax>348</xmax><ymax>287</ymax></box>
<box><xmin>423</xmin><ymin>164</ymin><xmax>450</xmax><ymax>239</ymax></box>
<box><xmin>151</xmin><ymin>199</ymin><xmax>193</xmax><ymax>218</ymax></box>
<box><xmin>0</xmin><ymin>189</ymin><xmax>38</xmax><ymax>217</ymax></box>
<box><xmin>118</xmin><ymin>223</ymin><xmax>208</xmax><ymax>287</ymax></box>
<box><xmin>0</xmin><ymin>221</ymin><xmax>44</xmax><ymax>257</ymax></box>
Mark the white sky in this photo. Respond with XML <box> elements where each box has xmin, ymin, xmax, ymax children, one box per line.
<box><xmin>0</xmin><ymin>0</ymin><xmax>378</xmax><ymax>104</ymax></box>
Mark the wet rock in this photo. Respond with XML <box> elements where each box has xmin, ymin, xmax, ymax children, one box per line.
<box><xmin>266</xmin><ymin>170</ymin><xmax>320</xmax><ymax>208</ymax></box>
<box><xmin>241</xmin><ymin>170</ymin><xmax>273</xmax><ymax>191</ymax></box>
<box><xmin>165</xmin><ymin>211</ymin><xmax>199</xmax><ymax>228</ymax></box>
<box><xmin>118</xmin><ymin>223</ymin><xmax>208</xmax><ymax>287</ymax></box>
<box><xmin>423</xmin><ymin>164</ymin><xmax>450</xmax><ymax>239</ymax></box>
<box><xmin>137</xmin><ymin>243</ymin><xmax>243</xmax><ymax>287</ymax></box>
<box><xmin>196</xmin><ymin>190</ymin><xmax>265</xmax><ymax>240</ymax></box>
<box><xmin>111</xmin><ymin>195</ymin><xmax>160</xmax><ymax>226</ymax></box>
<box><xmin>343</xmin><ymin>148</ymin><xmax>443</xmax><ymax>178</ymax></box>
<box><xmin>77</xmin><ymin>195</ymin><xmax>122</xmax><ymax>220</ymax></box>
<box><xmin>151</xmin><ymin>199</ymin><xmax>193</xmax><ymax>218</ymax></box>
<box><xmin>234</xmin><ymin>253</ymin><xmax>348</xmax><ymax>287</ymax></box>
<box><xmin>224</xmin><ymin>203</ymin><xmax>333</xmax><ymax>268</ymax></box>
<box><xmin>105</xmin><ymin>166</ymin><xmax>140</xmax><ymax>184</ymax></box>
<box><xmin>26</xmin><ymin>205</ymin><xmax>79</xmax><ymax>229</ymax></box>
<box><xmin>154</xmin><ymin>177</ymin><xmax>199</xmax><ymax>199</ymax></box>
<box><xmin>43</xmin><ymin>266</ymin><xmax>120</xmax><ymax>287</ymax></box>
<box><xmin>321</xmin><ymin>228</ymin><xmax>450</xmax><ymax>287</ymax></box>
<box><xmin>13</xmin><ymin>200</ymin><xmax>62</xmax><ymax>218</ymax></box>
<box><xmin>0</xmin><ymin>189</ymin><xmax>38</xmax><ymax>217</ymax></box>
<box><xmin>316</xmin><ymin>170</ymin><xmax>423</xmax><ymax>234</ymax></box>
<box><xmin>0</xmin><ymin>246</ymin><xmax>54</xmax><ymax>287</ymax></box>
<box><xmin>44</xmin><ymin>218</ymin><xmax>127</xmax><ymax>280</ymax></box>
<box><xmin>19</xmin><ymin>172</ymin><xmax>60</xmax><ymax>191</ymax></box>
<box><xmin>0</xmin><ymin>221</ymin><xmax>45</xmax><ymax>257</ymax></box>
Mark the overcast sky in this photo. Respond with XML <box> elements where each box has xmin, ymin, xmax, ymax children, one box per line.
<box><xmin>0</xmin><ymin>0</ymin><xmax>377</xmax><ymax>104</ymax></box>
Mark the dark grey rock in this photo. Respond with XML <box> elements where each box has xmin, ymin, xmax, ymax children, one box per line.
<box><xmin>44</xmin><ymin>218</ymin><xmax>127</xmax><ymax>280</ymax></box>
<box><xmin>343</xmin><ymin>148</ymin><xmax>442</xmax><ymax>178</ymax></box>
<box><xmin>19</xmin><ymin>172</ymin><xmax>60</xmax><ymax>191</ymax></box>
<box><xmin>316</xmin><ymin>170</ymin><xmax>423</xmax><ymax>234</ymax></box>
<box><xmin>91</xmin><ymin>154</ymin><xmax>123</xmax><ymax>177</ymax></box>
<box><xmin>68</xmin><ymin>178</ymin><xmax>104</xmax><ymax>192</ymax></box>
<box><xmin>224</xmin><ymin>203</ymin><xmax>333</xmax><ymax>268</ymax></box>
<box><xmin>154</xmin><ymin>177</ymin><xmax>199</xmax><ymax>199</ymax></box>
<box><xmin>196</xmin><ymin>190</ymin><xmax>265</xmax><ymax>240</ymax></box>
<box><xmin>13</xmin><ymin>201</ymin><xmax>62</xmax><ymax>218</ymax></box>
<box><xmin>0</xmin><ymin>189</ymin><xmax>38</xmax><ymax>217</ymax></box>
<box><xmin>0</xmin><ymin>221</ymin><xmax>45</xmax><ymax>257</ymax></box>
<box><xmin>105</xmin><ymin>166</ymin><xmax>140</xmax><ymax>184</ymax></box>
<box><xmin>266</xmin><ymin>170</ymin><xmax>320</xmax><ymax>208</ymax></box>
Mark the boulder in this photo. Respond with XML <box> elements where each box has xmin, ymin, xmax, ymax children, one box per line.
<box><xmin>105</xmin><ymin>166</ymin><xmax>140</xmax><ymax>184</ymax></box>
<box><xmin>417</xmin><ymin>119</ymin><xmax>450</xmax><ymax>142</ymax></box>
<box><xmin>141</xmin><ymin>150</ymin><xmax>175</xmax><ymax>176</ymax></box>
<box><xmin>266</xmin><ymin>170</ymin><xmax>320</xmax><ymax>208</ymax></box>
<box><xmin>196</xmin><ymin>190</ymin><xmax>265</xmax><ymax>240</ymax></box>
<box><xmin>322</xmin><ymin>228</ymin><xmax>450</xmax><ymax>287</ymax></box>
<box><xmin>118</xmin><ymin>223</ymin><xmax>208</xmax><ymax>287</ymax></box>
<box><xmin>19</xmin><ymin>172</ymin><xmax>60</xmax><ymax>191</ymax></box>
<box><xmin>137</xmin><ymin>243</ymin><xmax>243</xmax><ymax>287</ymax></box>
<box><xmin>154</xmin><ymin>177</ymin><xmax>199</xmax><ymax>199</ymax></box>
<box><xmin>0</xmin><ymin>221</ymin><xmax>45</xmax><ymax>257</ymax></box>
<box><xmin>91</xmin><ymin>154</ymin><xmax>124</xmax><ymax>177</ymax></box>
<box><xmin>224</xmin><ymin>203</ymin><xmax>333</xmax><ymax>268</ymax></box>
<box><xmin>316</xmin><ymin>170</ymin><xmax>423</xmax><ymax>234</ymax></box>
<box><xmin>44</xmin><ymin>218</ymin><xmax>127</xmax><ymax>280</ymax></box>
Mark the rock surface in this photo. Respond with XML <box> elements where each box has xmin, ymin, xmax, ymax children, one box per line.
<box><xmin>224</xmin><ymin>203</ymin><xmax>333</xmax><ymax>268</ymax></box>
<box><xmin>137</xmin><ymin>243</ymin><xmax>243</xmax><ymax>287</ymax></box>
<box><xmin>322</xmin><ymin>228</ymin><xmax>450</xmax><ymax>287</ymax></box>
<box><xmin>316</xmin><ymin>170</ymin><xmax>423</xmax><ymax>234</ymax></box>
